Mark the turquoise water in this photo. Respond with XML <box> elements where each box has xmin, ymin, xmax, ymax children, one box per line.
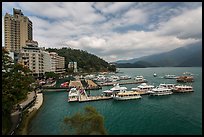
<box><xmin>28</xmin><ymin>67</ymin><xmax>202</xmax><ymax>135</ymax></box>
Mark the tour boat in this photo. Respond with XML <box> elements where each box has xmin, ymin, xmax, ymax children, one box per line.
<box><xmin>112</xmin><ymin>91</ymin><xmax>142</xmax><ymax>100</ymax></box>
<box><xmin>131</xmin><ymin>83</ymin><xmax>154</xmax><ymax>95</ymax></box>
<box><xmin>102</xmin><ymin>83</ymin><xmax>127</xmax><ymax>96</ymax></box>
<box><xmin>176</xmin><ymin>76</ymin><xmax>194</xmax><ymax>83</ymax></box>
<box><xmin>134</xmin><ymin>76</ymin><xmax>147</xmax><ymax>83</ymax></box>
<box><xmin>173</xmin><ymin>85</ymin><xmax>193</xmax><ymax>93</ymax></box>
<box><xmin>164</xmin><ymin>74</ymin><xmax>178</xmax><ymax>79</ymax></box>
<box><xmin>159</xmin><ymin>83</ymin><xmax>175</xmax><ymax>90</ymax></box>
<box><xmin>68</xmin><ymin>88</ymin><xmax>79</xmax><ymax>102</ymax></box>
<box><xmin>149</xmin><ymin>87</ymin><xmax>173</xmax><ymax>96</ymax></box>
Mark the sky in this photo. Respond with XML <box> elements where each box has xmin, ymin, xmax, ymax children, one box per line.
<box><xmin>2</xmin><ymin>2</ymin><xmax>202</xmax><ymax>62</ymax></box>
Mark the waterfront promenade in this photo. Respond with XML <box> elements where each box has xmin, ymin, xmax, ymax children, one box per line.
<box><xmin>9</xmin><ymin>91</ymin><xmax>36</xmax><ymax>135</ymax></box>
<box><xmin>8</xmin><ymin>90</ymin><xmax>44</xmax><ymax>135</ymax></box>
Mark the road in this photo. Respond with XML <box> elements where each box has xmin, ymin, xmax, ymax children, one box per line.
<box><xmin>8</xmin><ymin>91</ymin><xmax>36</xmax><ymax>135</ymax></box>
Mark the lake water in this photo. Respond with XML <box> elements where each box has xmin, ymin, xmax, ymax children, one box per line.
<box><xmin>28</xmin><ymin>67</ymin><xmax>202</xmax><ymax>135</ymax></box>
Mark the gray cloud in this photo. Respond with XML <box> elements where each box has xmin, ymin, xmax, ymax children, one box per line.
<box><xmin>2</xmin><ymin>2</ymin><xmax>202</xmax><ymax>62</ymax></box>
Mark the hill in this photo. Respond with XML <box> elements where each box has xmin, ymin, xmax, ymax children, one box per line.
<box><xmin>115</xmin><ymin>43</ymin><xmax>202</xmax><ymax>67</ymax></box>
<box><xmin>46</xmin><ymin>47</ymin><xmax>116</xmax><ymax>73</ymax></box>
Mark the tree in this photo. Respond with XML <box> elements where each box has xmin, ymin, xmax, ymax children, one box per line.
<box><xmin>44</xmin><ymin>72</ymin><xmax>59</xmax><ymax>79</ymax></box>
<box><xmin>2</xmin><ymin>48</ymin><xmax>34</xmax><ymax>134</ymax></box>
<box><xmin>62</xmin><ymin>106</ymin><xmax>107</xmax><ymax>135</ymax></box>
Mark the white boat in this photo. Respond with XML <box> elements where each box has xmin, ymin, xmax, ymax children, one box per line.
<box><xmin>68</xmin><ymin>88</ymin><xmax>88</xmax><ymax>102</ymax></box>
<box><xmin>131</xmin><ymin>83</ymin><xmax>154</xmax><ymax>95</ymax></box>
<box><xmin>113</xmin><ymin>91</ymin><xmax>142</xmax><ymax>100</ymax></box>
<box><xmin>119</xmin><ymin>75</ymin><xmax>131</xmax><ymax>80</ymax></box>
<box><xmin>102</xmin><ymin>83</ymin><xmax>127</xmax><ymax>96</ymax></box>
<box><xmin>159</xmin><ymin>83</ymin><xmax>175</xmax><ymax>90</ymax></box>
<box><xmin>134</xmin><ymin>76</ymin><xmax>147</xmax><ymax>83</ymax></box>
<box><xmin>173</xmin><ymin>85</ymin><xmax>193</xmax><ymax>93</ymax></box>
<box><xmin>68</xmin><ymin>88</ymin><xmax>79</xmax><ymax>102</ymax></box>
<box><xmin>153</xmin><ymin>73</ymin><xmax>157</xmax><ymax>77</ymax></box>
<box><xmin>149</xmin><ymin>87</ymin><xmax>173</xmax><ymax>96</ymax></box>
<box><xmin>164</xmin><ymin>75</ymin><xmax>178</xmax><ymax>79</ymax></box>
<box><xmin>183</xmin><ymin>72</ymin><xmax>194</xmax><ymax>76</ymax></box>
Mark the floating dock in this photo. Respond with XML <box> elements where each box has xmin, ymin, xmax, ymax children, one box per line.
<box><xmin>79</xmin><ymin>95</ymin><xmax>112</xmax><ymax>102</ymax></box>
<box><xmin>98</xmin><ymin>81</ymin><xmax>147</xmax><ymax>86</ymax></box>
<box><xmin>68</xmin><ymin>94</ymin><xmax>112</xmax><ymax>103</ymax></box>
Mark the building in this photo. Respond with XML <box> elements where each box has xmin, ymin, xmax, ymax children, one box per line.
<box><xmin>68</xmin><ymin>62</ymin><xmax>78</xmax><ymax>73</ymax></box>
<box><xmin>18</xmin><ymin>42</ymin><xmax>44</xmax><ymax>77</ymax></box>
<box><xmin>4</xmin><ymin>8</ymin><xmax>33</xmax><ymax>53</ymax></box>
<box><xmin>42</xmin><ymin>51</ymin><xmax>52</xmax><ymax>73</ymax></box>
<box><xmin>49</xmin><ymin>52</ymin><xmax>65</xmax><ymax>74</ymax></box>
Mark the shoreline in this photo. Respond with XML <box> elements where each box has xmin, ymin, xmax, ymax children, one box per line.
<box><xmin>17</xmin><ymin>92</ymin><xmax>44</xmax><ymax>135</ymax></box>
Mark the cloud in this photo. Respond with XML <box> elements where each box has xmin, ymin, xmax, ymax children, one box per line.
<box><xmin>156</xmin><ymin>6</ymin><xmax>202</xmax><ymax>39</ymax></box>
<box><xmin>2</xmin><ymin>2</ymin><xmax>202</xmax><ymax>62</ymax></box>
<box><xmin>66</xmin><ymin>31</ymin><xmax>200</xmax><ymax>62</ymax></box>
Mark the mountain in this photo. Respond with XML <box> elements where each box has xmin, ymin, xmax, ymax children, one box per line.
<box><xmin>115</xmin><ymin>43</ymin><xmax>202</xmax><ymax>67</ymax></box>
<box><xmin>46</xmin><ymin>47</ymin><xmax>116</xmax><ymax>72</ymax></box>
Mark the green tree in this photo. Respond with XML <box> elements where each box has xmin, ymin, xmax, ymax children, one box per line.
<box><xmin>44</xmin><ymin>72</ymin><xmax>59</xmax><ymax>79</ymax></box>
<box><xmin>2</xmin><ymin>48</ymin><xmax>34</xmax><ymax>134</ymax></box>
<box><xmin>62</xmin><ymin>106</ymin><xmax>107</xmax><ymax>135</ymax></box>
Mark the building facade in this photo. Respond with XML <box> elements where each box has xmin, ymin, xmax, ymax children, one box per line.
<box><xmin>18</xmin><ymin>42</ymin><xmax>44</xmax><ymax>77</ymax></box>
<box><xmin>49</xmin><ymin>52</ymin><xmax>65</xmax><ymax>73</ymax></box>
<box><xmin>68</xmin><ymin>62</ymin><xmax>78</xmax><ymax>73</ymax></box>
<box><xmin>4</xmin><ymin>8</ymin><xmax>33</xmax><ymax>53</ymax></box>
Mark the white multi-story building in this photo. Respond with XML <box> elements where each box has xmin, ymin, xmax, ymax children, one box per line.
<box><xmin>68</xmin><ymin>62</ymin><xmax>77</xmax><ymax>73</ymax></box>
<box><xmin>4</xmin><ymin>8</ymin><xmax>33</xmax><ymax>53</ymax></box>
<box><xmin>42</xmin><ymin>51</ymin><xmax>52</xmax><ymax>73</ymax></box>
<box><xmin>49</xmin><ymin>52</ymin><xmax>65</xmax><ymax>74</ymax></box>
<box><xmin>18</xmin><ymin>42</ymin><xmax>44</xmax><ymax>77</ymax></box>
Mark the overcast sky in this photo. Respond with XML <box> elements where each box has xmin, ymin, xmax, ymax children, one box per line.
<box><xmin>2</xmin><ymin>2</ymin><xmax>202</xmax><ymax>62</ymax></box>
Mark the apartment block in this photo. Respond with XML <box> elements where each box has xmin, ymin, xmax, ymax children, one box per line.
<box><xmin>18</xmin><ymin>42</ymin><xmax>44</xmax><ymax>77</ymax></box>
<box><xmin>4</xmin><ymin>8</ymin><xmax>33</xmax><ymax>53</ymax></box>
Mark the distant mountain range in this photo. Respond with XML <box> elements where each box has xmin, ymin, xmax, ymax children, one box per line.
<box><xmin>115</xmin><ymin>43</ymin><xmax>202</xmax><ymax>68</ymax></box>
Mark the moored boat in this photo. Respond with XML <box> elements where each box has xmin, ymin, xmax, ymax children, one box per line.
<box><xmin>134</xmin><ymin>76</ymin><xmax>147</xmax><ymax>83</ymax></box>
<box><xmin>159</xmin><ymin>83</ymin><xmax>175</xmax><ymax>90</ymax></box>
<box><xmin>131</xmin><ymin>83</ymin><xmax>154</xmax><ymax>95</ymax></box>
<box><xmin>164</xmin><ymin>74</ymin><xmax>178</xmax><ymax>79</ymax></box>
<box><xmin>68</xmin><ymin>88</ymin><xmax>79</xmax><ymax>102</ymax></box>
<box><xmin>112</xmin><ymin>91</ymin><xmax>142</xmax><ymax>100</ymax></box>
<box><xmin>173</xmin><ymin>85</ymin><xmax>193</xmax><ymax>93</ymax></box>
<box><xmin>102</xmin><ymin>83</ymin><xmax>127</xmax><ymax>96</ymax></box>
<box><xmin>149</xmin><ymin>87</ymin><xmax>173</xmax><ymax>96</ymax></box>
<box><xmin>176</xmin><ymin>76</ymin><xmax>194</xmax><ymax>83</ymax></box>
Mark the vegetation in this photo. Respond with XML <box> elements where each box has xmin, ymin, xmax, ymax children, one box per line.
<box><xmin>62</xmin><ymin>106</ymin><xmax>107</xmax><ymax>135</ymax></box>
<box><xmin>2</xmin><ymin>48</ymin><xmax>35</xmax><ymax>135</ymax></box>
<box><xmin>46</xmin><ymin>47</ymin><xmax>116</xmax><ymax>73</ymax></box>
<box><xmin>44</xmin><ymin>72</ymin><xmax>59</xmax><ymax>79</ymax></box>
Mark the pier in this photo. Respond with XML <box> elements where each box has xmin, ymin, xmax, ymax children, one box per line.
<box><xmin>79</xmin><ymin>95</ymin><xmax>112</xmax><ymax>102</ymax></box>
<box><xmin>98</xmin><ymin>81</ymin><xmax>147</xmax><ymax>86</ymax></box>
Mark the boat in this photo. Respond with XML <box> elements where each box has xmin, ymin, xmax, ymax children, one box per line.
<box><xmin>134</xmin><ymin>76</ymin><xmax>147</xmax><ymax>83</ymax></box>
<box><xmin>102</xmin><ymin>83</ymin><xmax>127</xmax><ymax>96</ymax></box>
<box><xmin>131</xmin><ymin>83</ymin><xmax>154</xmax><ymax>95</ymax></box>
<box><xmin>173</xmin><ymin>85</ymin><xmax>193</xmax><ymax>93</ymax></box>
<box><xmin>164</xmin><ymin>74</ymin><xmax>178</xmax><ymax>79</ymax></box>
<box><xmin>149</xmin><ymin>87</ymin><xmax>173</xmax><ymax>96</ymax></box>
<box><xmin>153</xmin><ymin>73</ymin><xmax>157</xmax><ymax>77</ymax></box>
<box><xmin>119</xmin><ymin>75</ymin><xmax>131</xmax><ymax>80</ymax></box>
<box><xmin>183</xmin><ymin>72</ymin><xmax>193</xmax><ymax>76</ymax></box>
<box><xmin>159</xmin><ymin>83</ymin><xmax>175</xmax><ymax>90</ymax></box>
<box><xmin>60</xmin><ymin>82</ymin><xmax>69</xmax><ymax>88</ymax></box>
<box><xmin>176</xmin><ymin>76</ymin><xmax>194</xmax><ymax>83</ymax></box>
<box><xmin>68</xmin><ymin>88</ymin><xmax>79</xmax><ymax>102</ymax></box>
<box><xmin>112</xmin><ymin>91</ymin><xmax>142</xmax><ymax>100</ymax></box>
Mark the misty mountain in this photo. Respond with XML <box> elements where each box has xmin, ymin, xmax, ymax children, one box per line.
<box><xmin>115</xmin><ymin>43</ymin><xmax>202</xmax><ymax>67</ymax></box>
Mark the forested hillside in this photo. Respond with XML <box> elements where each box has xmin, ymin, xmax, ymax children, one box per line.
<box><xmin>46</xmin><ymin>47</ymin><xmax>116</xmax><ymax>72</ymax></box>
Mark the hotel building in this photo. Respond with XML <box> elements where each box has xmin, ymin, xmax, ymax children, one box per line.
<box><xmin>4</xmin><ymin>8</ymin><xmax>33</xmax><ymax>53</ymax></box>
